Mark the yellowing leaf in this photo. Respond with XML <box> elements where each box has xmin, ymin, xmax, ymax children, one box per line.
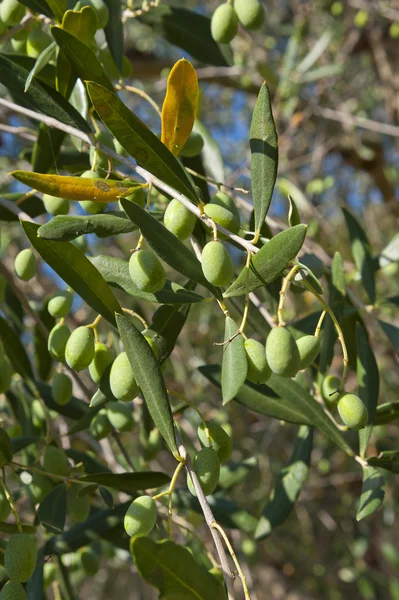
<box><xmin>161</xmin><ymin>58</ymin><xmax>199</xmax><ymax>156</ymax></box>
<box><xmin>11</xmin><ymin>171</ymin><xmax>144</xmax><ymax>204</ymax></box>
<box><xmin>61</xmin><ymin>6</ymin><xmax>98</xmax><ymax>46</ymax></box>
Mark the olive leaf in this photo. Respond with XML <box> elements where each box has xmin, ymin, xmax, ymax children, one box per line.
<box><xmin>356</xmin><ymin>466</ymin><xmax>385</xmax><ymax>521</ymax></box>
<box><xmin>221</xmin><ymin>317</ymin><xmax>247</xmax><ymax>405</ymax></box>
<box><xmin>357</xmin><ymin>323</ymin><xmax>379</xmax><ymax>458</ymax></box>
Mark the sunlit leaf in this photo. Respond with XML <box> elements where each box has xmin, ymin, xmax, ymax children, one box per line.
<box><xmin>357</xmin><ymin>324</ymin><xmax>379</xmax><ymax>458</ymax></box>
<box><xmin>356</xmin><ymin>466</ymin><xmax>385</xmax><ymax>521</ymax></box>
<box><xmin>221</xmin><ymin>317</ymin><xmax>247</xmax><ymax>405</ymax></box>
<box><xmin>38</xmin><ymin>212</ymin><xmax>136</xmax><ymax>241</ymax></box>
<box><xmin>24</xmin><ymin>41</ymin><xmax>57</xmax><ymax>92</ymax></box>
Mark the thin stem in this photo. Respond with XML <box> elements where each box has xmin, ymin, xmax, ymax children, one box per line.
<box><xmin>153</xmin><ymin>460</ymin><xmax>186</xmax><ymax>539</ymax></box>
<box><xmin>118</xmin><ymin>84</ymin><xmax>162</xmax><ymax>118</ymax></box>
<box><xmin>211</xmin><ymin>521</ymin><xmax>252</xmax><ymax>600</ymax></box>
<box><xmin>11</xmin><ymin>461</ymin><xmax>86</xmax><ymax>486</ymax></box>
<box><xmin>185</xmin><ymin>167</ymin><xmax>248</xmax><ymax>194</ymax></box>
<box><xmin>238</xmin><ymin>251</ymin><xmax>252</xmax><ymax>334</ymax></box>
<box><xmin>314</xmin><ymin>310</ymin><xmax>327</xmax><ymax>338</ymax></box>
<box><xmin>0</xmin><ymin>476</ymin><xmax>22</xmax><ymax>532</ymax></box>
<box><xmin>122</xmin><ymin>308</ymin><xmax>148</xmax><ymax>329</ymax></box>
<box><xmin>277</xmin><ymin>265</ymin><xmax>300</xmax><ymax>326</ymax></box>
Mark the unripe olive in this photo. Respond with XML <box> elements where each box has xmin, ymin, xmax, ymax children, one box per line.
<box><xmin>107</xmin><ymin>402</ymin><xmax>134</xmax><ymax>432</ymax></box>
<box><xmin>52</xmin><ymin>373</ymin><xmax>73</xmax><ymax>406</ymax></box>
<box><xmin>124</xmin><ymin>495</ymin><xmax>157</xmax><ymax>538</ymax></box>
<box><xmin>89</xmin><ymin>132</ymin><xmax>113</xmax><ymax>173</ymax></box>
<box><xmin>120</xmin><ymin>187</ymin><xmax>146</xmax><ymax>209</ymax></box>
<box><xmin>321</xmin><ymin>375</ymin><xmax>341</xmax><ymax>405</ymax></box>
<box><xmin>14</xmin><ymin>249</ymin><xmax>36</xmax><ymax>281</ymax></box>
<box><xmin>163</xmin><ymin>199</ymin><xmax>196</xmax><ymax>240</ymax></box>
<box><xmin>0</xmin><ymin>487</ymin><xmax>11</xmax><ymax>522</ymax></box>
<box><xmin>26</xmin><ymin>29</ymin><xmax>52</xmax><ymax>58</ymax></box>
<box><xmin>27</xmin><ymin>473</ymin><xmax>53</xmax><ymax>504</ymax></box>
<box><xmin>234</xmin><ymin>0</ymin><xmax>264</xmax><ymax>30</ymax></box>
<box><xmin>88</xmin><ymin>342</ymin><xmax>114</xmax><ymax>384</ymax></box>
<box><xmin>65</xmin><ymin>326</ymin><xmax>95</xmax><ymax>371</ymax></box>
<box><xmin>296</xmin><ymin>335</ymin><xmax>320</xmax><ymax>369</ymax></box>
<box><xmin>191</xmin><ymin>448</ymin><xmax>220</xmax><ymax>496</ymax></box>
<box><xmin>201</xmin><ymin>241</ymin><xmax>234</xmax><ymax>287</ymax></box>
<box><xmin>0</xmin><ymin>581</ymin><xmax>27</xmax><ymax>600</ymax></box>
<box><xmin>79</xmin><ymin>170</ymin><xmax>107</xmax><ymax>214</ymax></box>
<box><xmin>89</xmin><ymin>409</ymin><xmax>112</xmax><ymax>440</ymax></box>
<box><xmin>42</xmin><ymin>194</ymin><xmax>69</xmax><ymax>216</ymax></box>
<box><xmin>109</xmin><ymin>352</ymin><xmax>139</xmax><ymax>402</ymax></box>
<box><xmin>43</xmin><ymin>445</ymin><xmax>69</xmax><ymax>477</ymax></box>
<box><xmin>265</xmin><ymin>327</ymin><xmax>300</xmax><ymax>378</ymax></box>
<box><xmin>244</xmin><ymin>338</ymin><xmax>271</xmax><ymax>384</ymax></box>
<box><xmin>210</xmin><ymin>191</ymin><xmax>240</xmax><ymax>221</ymax></box>
<box><xmin>4</xmin><ymin>534</ymin><xmax>37</xmax><ymax>582</ymax></box>
<box><xmin>67</xmin><ymin>484</ymin><xmax>90</xmax><ymax>523</ymax></box>
<box><xmin>129</xmin><ymin>250</ymin><xmax>166</xmax><ymax>293</ymax></box>
<box><xmin>204</xmin><ymin>204</ymin><xmax>240</xmax><ymax>235</ymax></box>
<box><xmin>75</xmin><ymin>0</ymin><xmax>109</xmax><ymax>28</ymax></box>
<box><xmin>0</xmin><ymin>360</ymin><xmax>12</xmax><ymax>394</ymax></box>
<box><xmin>141</xmin><ymin>428</ymin><xmax>162</xmax><ymax>461</ymax></box>
<box><xmin>337</xmin><ymin>393</ymin><xmax>368</xmax><ymax>430</ymax></box>
<box><xmin>211</xmin><ymin>3</ymin><xmax>238</xmax><ymax>44</ymax></box>
<box><xmin>48</xmin><ymin>322</ymin><xmax>70</xmax><ymax>362</ymax></box>
<box><xmin>48</xmin><ymin>290</ymin><xmax>73</xmax><ymax>318</ymax></box>
<box><xmin>0</xmin><ymin>0</ymin><xmax>25</xmax><ymax>26</ymax></box>
<box><xmin>197</xmin><ymin>421</ymin><xmax>232</xmax><ymax>463</ymax></box>
<box><xmin>78</xmin><ymin>547</ymin><xmax>100</xmax><ymax>575</ymax></box>
<box><xmin>180</xmin><ymin>131</ymin><xmax>204</xmax><ymax>157</ymax></box>
<box><xmin>31</xmin><ymin>399</ymin><xmax>46</xmax><ymax>429</ymax></box>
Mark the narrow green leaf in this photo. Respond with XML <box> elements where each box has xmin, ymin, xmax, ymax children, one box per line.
<box><xmin>368</xmin><ymin>451</ymin><xmax>399</xmax><ymax>474</ymax></box>
<box><xmin>46</xmin><ymin>0</ymin><xmax>66</xmax><ymax>21</ymax></box>
<box><xmin>116</xmin><ymin>314</ymin><xmax>178</xmax><ymax>456</ymax></box>
<box><xmin>132</xmin><ymin>538</ymin><xmax>228</xmax><ymax>600</ymax></box>
<box><xmin>378</xmin><ymin>232</ymin><xmax>399</xmax><ymax>268</ymax></box>
<box><xmin>0</xmin><ymin>316</ymin><xmax>34</xmax><ymax>380</ymax></box>
<box><xmin>255</xmin><ymin>426</ymin><xmax>313</xmax><ymax>539</ymax></box>
<box><xmin>343</xmin><ymin>208</ymin><xmax>376</xmax><ymax>304</ymax></box>
<box><xmin>38</xmin><ymin>483</ymin><xmax>67</xmax><ymax>533</ymax></box>
<box><xmin>250</xmin><ymin>83</ymin><xmax>278</xmax><ymax>236</ymax></box>
<box><xmin>51</xmin><ymin>27</ymin><xmax>114</xmax><ymax>91</ymax></box>
<box><xmin>26</xmin><ymin>549</ymin><xmax>44</xmax><ymax>600</ymax></box>
<box><xmin>356</xmin><ymin>466</ymin><xmax>385</xmax><ymax>521</ymax></box>
<box><xmin>90</xmin><ymin>255</ymin><xmax>204</xmax><ymax>304</ymax></box>
<box><xmin>375</xmin><ymin>401</ymin><xmax>399</xmax><ymax>425</ymax></box>
<box><xmin>378</xmin><ymin>319</ymin><xmax>399</xmax><ymax>354</ymax></box>
<box><xmin>219</xmin><ymin>457</ymin><xmax>257</xmax><ymax>490</ymax></box>
<box><xmin>0</xmin><ymin>522</ymin><xmax>36</xmax><ymax>534</ymax></box>
<box><xmin>67</xmin><ymin>449</ymin><xmax>110</xmax><ymax>474</ymax></box>
<box><xmin>1</xmin><ymin>53</ymin><xmax>55</xmax><ymax>86</ymax></box>
<box><xmin>80</xmin><ymin>471</ymin><xmax>170</xmax><ymax>494</ymax></box>
<box><xmin>33</xmin><ymin>301</ymin><xmax>55</xmax><ymax>381</ymax></box>
<box><xmin>221</xmin><ymin>317</ymin><xmax>247</xmax><ymax>405</ymax></box>
<box><xmin>38</xmin><ymin>382</ymin><xmax>88</xmax><ymax>421</ymax></box>
<box><xmin>146</xmin><ymin>301</ymin><xmax>192</xmax><ymax>364</ymax></box>
<box><xmin>22</xmin><ymin>221</ymin><xmax>122</xmax><ymax>326</ymax></box>
<box><xmin>11</xmin><ymin>436</ymin><xmax>38</xmax><ymax>453</ymax></box>
<box><xmin>193</xmin><ymin>120</ymin><xmax>224</xmax><ymax>183</ymax></box>
<box><xmin>87</xmin><ymin>82</ymin><xmax>198</xmax><ymax>203</ymax></box>
<box><xmin>18</xmin><ymin>0</ymin><xmax>52</xmax><ymax>17</ymax></box>
<box><xmin>357</xmin><ymin>324</ymin><xmax>379</xmax><ymax>458</ymax></box>
<box><xmin>24</xmin><ymin>41</ymin><xmax>57</xmax><ymax>92</ymax></box>
<box><xmin>120</xmin><ymin>200</ymin><xmax>219</xmax><ymax>297</ymax></box>
<box><xmin>103</xmin><ymin>0</ymin><xmax>123</xmax><ymax>71</ymax></box>
<box><xmin>32</xmin><ymin>124</ymin><xmax>65</xmax><ymax>174</ymax></box>
<box><xmin>224</xmin><ymin>225</ymin><xmax>307</xmax><ymax>298</ymax></box>
<box><xmin>38</xmin><ymin>212</ymin><xmax>136</xmax><ymax>241</ymax></box>
<box><xmin>0</xmin><ymin>192</ymin><xmax>44</xmax><ymax>221</ymax></box>
<box><xmin>0</xmin><ymin>53</ymin><xmax>90</xmax><ymax>133</ymax></box>
<box><xmin>288</xmin><ymin>195</ymin><xmax>300</xmax><ymax>227</ymax></box>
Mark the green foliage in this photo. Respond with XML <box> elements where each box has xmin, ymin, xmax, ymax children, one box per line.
<box><xmin>191</xmin><ymin>448</ymin><xmax>220</xmax><ymax>496</ymax></box>
<box><xmin>4</xmin><ymin>534</ymin><xmax>37</xmax><ymax>582</ymax></box>
<box><xmin>0</xmin><ymin>581</ymin><xmax>27</xmax><ymax>600</ymax></box>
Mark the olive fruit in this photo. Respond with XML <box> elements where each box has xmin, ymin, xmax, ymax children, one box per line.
<box><xmin>4</xmin><ymin>534</ymin><xmax>37</xmax><ymax>582</ymax></box>
<box><xmin>65</xmin><ymin>326</ymin><xmax>95</xmax><ymax>371</ymax></box>
<box><xmin>180</xmin><ymin>131</ymin><xmax>204</xmax><ymax>157</ymax></box>
<box><xmin>109</xmin><ymin>352</ymin><xmax>139</xmax><ymax>402</ymax></box>
<box><xmin>163</xmin><ymin>199</ymin><xmax>196</xmax><ymax>240</ymax></box>
<box><xmin>296</xmin><ymin>335</ymin><xmax>320</xmax><ymax>369</ymax></box>
<box><xmin>124</xmin><ymin>495</ymin><xmax>157</xmax><ymax>538</ymax></box>
<box><xmin>197</xmin><ymin>421</ymin><xmax>232</xmax><ymax>464</ymax></box>
<box><xmin>0</xmin><ymin>0</ymin><xmax>25</xmax><ymax>25</ymax></box>
<box><xmin>75</xmin><ymin>0</ymin><xmax>109</xmax><ymax>28</ymax></box>
<box><xmin>89</xmin><ymin>409</ymin><xmax>112</xmax><ymax>440</ymax></box>
<box><xmin>107</xmin><ymin>402</ymin><xmax>134</xmax><ymax>432</ymax></box>
<box><xmin>244</xmin><ymin>338</ymin><xmax>271</xmax><ymax>384</ymax></box>
<box><xmin>26</xmin><ymin>29</ymin><xmax>52</xmax><ymax>58</ymax></box>
<box><xmin>43</xmin><ymin>445</ymin><xmax>69</xmax><ymax>477</ymax></box>
<box><xmin>88</xmin><ymin>342</ymin><xmax>114</xmax><ymax>384</ymax></box>
<box><xmin>141</xmin><ymin>427</ymin><xmax>162</xmax><ymax>461</ymax></box>
<box><xmin>211</xmin><ymin>3</ymin><xmax>238</xmax><ymax>44</ymax></box>
<box><xmin>321</xmin><ymin>375</ymin><xmax>341</xmax><ymax>405</ymax></box>
<box><xmin>67</xmin><ymin>484</ymin><xmax>90</xmax><ymax>522</ymax></box>
<box><xmin>201</xmin><ymin>241</ymin><xmax>234</xmax><ymax>287</ymax></box>
<box><xmin>27</xmin><ymin>473</ymin><xmax>53</xmax><ymax>504</ymax></box>
<box><xmin>78</xmin><ymin>547</ymin><xmax>100</xmax><ymax>575</ymax></box>
<box><xmin>0</xmin><ymin>360</ymin><xmax>12</xmax><ymax>394</ymax></box>
<box><xmin>0</xmin><ymin>487</ymin><xmax>11</xmax><ymax>522</ymax></box>
<box><xmin>79</xmin><ymin>170</ymin><xmax>107</xmax><ymax>214</ymax></box>
<box><xmin>204</xmin><ymin>203</ymin><xmax>240</xmax><ymax>235</ymax></box>
<box><xmin>52</xmin><ymin>373</ymin><xmax>73</xmax><ymax>406</ymax></box>
<box><xmin>31</xmin><ymin>399</ymin><xmax>46</xmax><ymax>429</ymax></box>
<box><xmin>48</xmin><ymin>322</ymin><xmax>70</xmax><ymax>362</ymax></box>
<box><xmin>120</xmin><ymin>187</ymin><xmax>146</xmax><ymax>209</ymax></box>
<box><xmin>337</xmin><ymin>393</ymin><xmax>368</xmax><ymax>430</ymax></box>
<box><xmin>48</xmin><ymin>290</ymin><xmax>73</xmax><ymax>318</ymax></box>
<box><xmin>190</xmin><ymin>448</ymin><xmax>220</xmax><ymax>496</ymax></box>
<box><xmin>210</xmin><ymin>191</ymin><xmax>240</xmax><ymax>221</ymax></box>
<box><xmin>234</xmin><ymin>0</ymin><xmax>264</xmax><ymax>30</ymax></box>
<box><xmin>265</xmin><ymin>327</ymin><xmax>300</xmax><ymax>378</ymax></box>
<box><xmin>129</xmin><ymin>250</ymin><xmax>166</xmax><ymax>293</ymax></box>
<box><xmin>0</xmin><ymin>581</ymin><xmax>27</xmax><ymax>600</ymax></box>
<box><xmin>42</xmin><ymin>193</ymin><xmax>69</xmax><ymax>216</ymax></box>
<box><xmin>14</xmin><ymin>249</ymin><xmax>36</xmax><ymax>281</ymax></box>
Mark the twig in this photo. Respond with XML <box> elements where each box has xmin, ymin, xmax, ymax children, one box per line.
<box><xmin>314</xmin><ymin>106</ymin><xmax>399</xmax><ymax>138</ymax></box>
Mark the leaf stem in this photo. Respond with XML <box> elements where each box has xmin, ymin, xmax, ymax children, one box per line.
<box><xmin>211</xmin><ymin>521</ymin><xmax>252</xmax><ymax>600</ymax></box>
<box><xmin>314</xmin><ymin>310</ymin><xmax>327</xmax><ymax>338</ymax></box>
<box><xmin>277</xmin><ymin>265</ymin><xmax>300</xmax><ymax>326</ymax></box>
<box><xmin>117</xmin><ymin>84</ymin><xmax>162</xmax><ymax>118</ymax></box>
<box><xmin>0</xmin><ymin>476</ymin><xmax>22</xmax><ymax>532</ymax></box>
<box><xmin>122</xmin><ymin>308</ymin><xmax>148</xmax><ymax>329</ymax></box>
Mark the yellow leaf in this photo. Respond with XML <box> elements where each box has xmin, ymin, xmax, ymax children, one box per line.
<box><xmin>11</xmin><ymin>171</ymin><xmax>144</xmax><ymax>203</ymax></box>
<box><xmin>161</xmin><ymin>58</ymin><xmax>199</xmax><ymax>157</ymax></box>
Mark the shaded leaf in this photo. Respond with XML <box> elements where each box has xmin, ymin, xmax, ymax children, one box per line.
<box><xmin>343</xmin><ymin>208</ymin><xmax>376</xmax><ymax>304</ymax></box>
<box><xmin>26</xmin><ymin>548</ymin><xmax>44</xmax><ymax>600</ymax></box>
<box><xmin>368</xmin><ymin>451</ymin><xmax>399</xmax><ymax>474</ymax></box>
<box><xmin>194</xmin><ymin>120</ymin><xmax>224</xmax><ymax>183</ymax></box>
<box><xmin>66</xmin><ymin>448</ymin><xmax>110</xmax><ymax>474</ymax></box>
<box><xmin>250</xmin><ymin>83</ymin><xmax>278</xmax><ymax>237</ymax></box>
<box><xmin>38</xmin><ymin>382</ymin><xmax>88</xmax><ymax>421</ymax></box>
<box><xmin>22</xmin><ymin>221</ymin><xmax>122</xmax><ymax>326</ymax></box>
<box><xmin>146</xmin><ymin>300</ymin><xmax>192</xmax><ymax>364</ymax></box>
<box><xmin>46</xmin><ymin>0</ymin><xmax>66</xmax><ymax>21</ymax></box>
<box><xmin>132</xmin><ymin>538</ymin><xmax>228</xmax><ymax>600</ymax></box>
<box><xmin>378</xmin><ymin>319</ymin><xmax>399</xmax><ymax>354</ymax></box>
<box><xmin>18</xmin><ymin>0</ymin><xmax>52</xmax><ymax>17</ymax></box>
<box><xmin>38</xmin><ymin>483</ymin><xmax>67</xmax><ymax>533</ymax></box>
<box><xmin>356</xmin><ymin>466</ymin><xmax>385</xmax><ymax>521</ymax></box>
<box><xmin>221</xmin><ymin>317</ymin><xmax>247</xmax><ymax>405</ymax></box>
<box><xmin>288</xmin><ymin>195</ymin><xmax>300</xmax><ymax>227</ymax></box>
<box><xmin>357</xmin><ymin>323</ymin><xmax>379</xmax><ymax>458</ymax></box>
<box><xmin>11</xmin><ymin>436</ymin><xmax>38</xmax><ymax>453</ymax></box>
<box><xmin>103</xmin><ymin>0</ymin><xmax>123</xmax><ymax>72</ymax></box>
<box><xmin>33</xmin><ymin>300</ymin><xmax>55</xmax><ymax>381</ymax></box>
<box><xmin>32</xmin><ymin>124</ymin><xmax>65</xmax><ymax>174</ymax></box>
<box><xmin>375</xmin><ymin>401</ymin><xmax>399</xmax><ymax>425</ymax></box>
<box><xmin>0</xmin><ymin>192</ymin><xmax>44</xmax><ymax>221</ymax></box>
<box><xmin>256</xmin><ymin>426</ymin><xmax>313</xmax><ymax>539</ymax></box>
<box><xmin>67</xmin><ymin>405</ymin><xmax>103</xmax><ymax>436</ymax></box>
<box><xmin>219</xmin><ymin>457</ymin><xmax>257</xmax><ymax>490</ymax></box>
<box><xmin>0</xmin><ymin>316</ymin><xmax>34</xmax><ymax>380</ymax></box>
<box><xmin>224</xmin><ymin>225</ymin><xmax>307</xmax><ymax>298</ymax></box>
<box><xmin>116</xmin><ymin>314</ymin><xmax>178</xmax><ymax>456</ymax></box>
<box><xmin>38</xmin><ymin>212</ymin><xmax>136</xmax><ymax>241</ymax></box>
<box><xmin>80</xmin><ymin>471</ymin><xmax>170</xmax><ymax>494</ymax></box>
<box><xmin>24</xmin><ymin>41</ymin><xmax>57</xmax><ymax>92</ymax></box>
<box><xmin>0</xmin><ymin>522</ymin><xmax>36</xmax><ymax>534</ymax></box>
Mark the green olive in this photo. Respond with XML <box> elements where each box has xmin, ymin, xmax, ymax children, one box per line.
<box><xmin>67</xmin><ymin>484</ymin><xmax>90</xmax><ymax>523</ymax></box>
<box><xmin>337</xmin><ymin>393</ymin><xmax>368</xmax><ymax>430</ymax></box>
<box><xmin>42</xmin><ymin>194</ymin><xmax>70</xmax><ymax>216</ymax></box>
<box><xmin>163</xmin><ymin>199</ymin><xmax>197</xmax><ymax>240</ymax></box>
<box><xmin>321</xmin><ymin>375</ymin><xmax>341</xmax><ymax>405</ymax></box>
<box><xmin>78</xmin><ymin>546</ymin><xmax>100</xmax><ymax>575</ymax></box>
<box><xmin>265</xmin><ymin>327</ymin><xmax>300</xmax><ymax>378</ymax></box>
<box><xmin>203</xmin><ymin>203</ymin><xmax>240</xmax><ymax>235</ymax></box>
<box><xmin>4</xmin><ymin>534</ymin><xmax>37</xmax><ymax>582</ymax></box>
<box><xmin>129</xmin><ymin>250</ymin><xmax>166</xmax><ymax>293</ymax></box>
<box><xmin>296</xmin><ymin>335</ymin><xmax>320</xmax><ymax>369</ymax></box>
<box><xmin>88</xmin><ymin>342</ymin><xmax>114</xmax><ymax>384</ymax></box>
<box><xmin>244</xmin><ymin>338</ymin><xmax>271</xmax><ymax>384</ymax></box>
<box><xmin>179</xmin><ymin>131</ymin><xmax>204</xmax><ymax>157</ymax></box>
<box><xmin>48</xmin><ymin>322</ymin><xmax>71</xmax><ymax>362</ymax></box>
<box><xmin>124</xmin><ymin>495</ymin><xmax>157</xmax><ymax>538</ymax></box>
<box><xmin>89</xmin><ymin>409</ymin><xmax>112</xmax><ymax>440</ymax></box>
<box><xmin>109</xmin><ymin>352</ymin><xmax>139</xmax><ymax>402</ymax></box>
<box><xmin>106</xmin><ymin>402</ymin><xmax>135</xmax><ymax>432</ymax></box>
<box><xmin>211</xmin><ymin>3</ymin><xmax>238</xmax><ymax>44</ymax></box>
<box><xmin>52</xmin><ymin>373</ymin><xmax>73</xmax><ymax>406</ymax></box>
<box><xmin>14</xmin><ymin>249</ymin><xmax>36</xmax><ymax>281</ymax></box>
<box><xmin>234</xmin><ymin>0</ymin><xmax>265</xmax><ymax>30</ymax></box>
<box><xmin>197</xmin><ymin>421</ymin><xmax>232</xmax><ymax>463</ymax></box>
<box><xmin>201</xmin><ymin>241</ymin><xmax>234</xmax><ymax>287</ymax></box>
<box><xmin>190</xmin><ymin>448</ymin><xmax>220</xmax><ymax>496</ymax></box>
<box><xmin>65</xmin><ymin>326</ymin><xmax>95</xmax><ymax>371</ymax></box>
<box><xmin>48</xmin><ymin>290</ymin><xmax>73</xmax><ymax>318</ymax></box>
<box><xmin>31</xmin><ymin>399</ymin><xmax>46</xmax><ymax>429</ymax></box>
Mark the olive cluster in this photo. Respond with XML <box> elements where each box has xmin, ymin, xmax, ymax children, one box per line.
<box><xmin>211</xmin><ymin>0</ymin><xmax>265</xmax><ymax>44</ymax></box>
